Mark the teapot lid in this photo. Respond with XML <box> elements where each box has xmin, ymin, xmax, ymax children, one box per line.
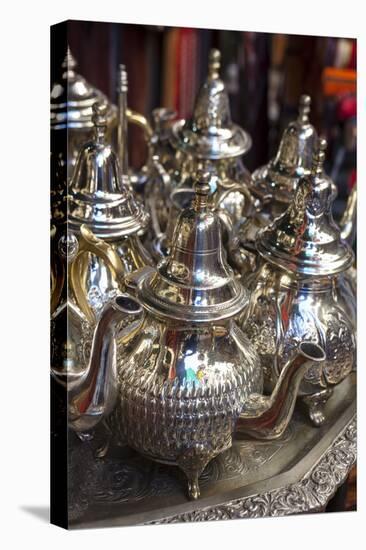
<box><xmin>136</xmin><ymin>172</ymin><xmax>248</xmax><ymax>322</ymax></box>
<box><xmin>68</xmin><ymin>102</ymin><xmax>149</xmax><ymax>239</ymax></box>
<box><xmin>51</xmin><ymin>47</ymin><xmax>116</xmax><ymax>130</ymax></box>
<box><xmin>257</xmin><ymin>138</ymin><xmax>354</xmax><ymax>277</ymax></box>
<box><xmin>170</xmin><ymin>49</ymin><xmax>252</xmax><ymax>160</ymax></box>
<box><xmin>252</xmin><ymin>95</ymin><xmax>317</xmax><ymax>204</ymax></box>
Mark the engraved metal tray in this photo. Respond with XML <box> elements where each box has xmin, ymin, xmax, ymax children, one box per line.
<box><xmin>68</xmin><ymin>373</ymin><xmax>356</xmax><ymax>528</ymax></box>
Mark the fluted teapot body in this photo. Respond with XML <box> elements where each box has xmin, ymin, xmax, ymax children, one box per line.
<box><xmin>241</xmin><ymin>264</ymin><xmax>355</xmax><ymax>426</ymax></box>
<box><xmin>108</xmin><ymin>311</ymin><xmax>261</xmax><ymax>499</ymax></box>
<box><xmin>241</xmin><ymin>139</ymin><xmax>356</xmax><ymax>426</ymax></box>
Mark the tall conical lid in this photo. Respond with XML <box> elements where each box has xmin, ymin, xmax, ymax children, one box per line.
<box><xmin>252</xmin><ymin>95</ymin><xmax>317</xmax><ymax>204</ymax></box>
<box><xmin>68</xmin><ymin>102</ymin><xmax>149</xmax><ymax>239</ymax></box>
<box><xmin>257</xmin><ymin>138</ymin><xmax>354</xmax><ymax>277</ymax></box>
<box><xmin>136</xmin><ymin>172</ymin><xmax>248</xmax><ymax>322</ymax></box>
<box><xmin>51</xmin><ymin>47</ymin><xmax>116</xmax><ymax>130</ymax></box>
<box><xmin>171</xmin><ymin>49</ymin><xmax>252</xmax><ymax>160</ymax></box>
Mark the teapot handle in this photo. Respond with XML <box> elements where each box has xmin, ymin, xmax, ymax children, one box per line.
<box><xmin>50</xmin><ymin>225</ymin><xmax>65</xmax><ymax>314</ymax></box>
<box><xmin>126</xmin><ymin>108</ymin><xmax>153</xmax><ymax>139</ymax></box>
<box><xmin>145</xmin><ymin>155</ymin><xmax>172</xmax><ymax>241</ymax></box>
<box><xmin>216</xmin><ymin>182</ymin><xmax>257</xmax><ymax>220</ymax></box>
<box><xmin>70</xmin><ymin>225</ymin><xmax>126</xmax><ymax>324</ymax></box>
<box><xmin>340</xmin><ymin>184</ymin><xmax>357</xmax><ymax>247</ymax></box>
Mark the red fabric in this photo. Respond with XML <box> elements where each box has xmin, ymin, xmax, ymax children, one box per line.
<box><xmin>348</xmin><ymin>40</ymin><xmax>357</xmax><ymax>69</ymax></box>
<box><xmin>337</xmin><ymin>94</ymin><xmax>356</xmax><ymax>121</ymax></box>
<box><xmin>348</xmin><ymin>169</ymin><xmax>357</xmax><ymax>192</ymax></box>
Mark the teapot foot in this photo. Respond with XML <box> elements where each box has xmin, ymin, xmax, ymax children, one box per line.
<box><xmin>177</xmin><ymin>444</ymin><xmax>215</xmax><ymax>501</ymax></box>
<box><xmin>302</xmin><ymin>388</ymin><xmax>333</xmax><ymax>427</ymax></box>
<box><xmin>77</xmin><ymin>430</ymin><xmax>94</xmax><ymax>442</ymax></box>
<box><xmin>76</xmin><ymin>424</ymin><xmax>111</xmax><ymax>458</ymax></box>
<box><xmin>188</xmin><ymin>476</ymin><xmax>200</xmax><ymax>500</ymax></box>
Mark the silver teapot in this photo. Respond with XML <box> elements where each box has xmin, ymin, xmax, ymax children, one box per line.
<box><xmin>51</xmin><ymin>48</ymin><xmax>117</xmax><ymax>178</ymax></box>
<box><xmin>65</xmin><ymin>172</ymin><xmax>325</xmax><ymax>500</ymax></box>
<box><xmin>50</xmin><ymin>55</ymin><xmax>153</xmax><ymax>225</ymax></box>
<box><xmin>67</xmin><ymin>101</ymin><xmax>152</xmax><ymax>323</ymax></box>
<box><xmin>241</xmin><ymin>138</ymin><xmax>356</xmax><ymax>426</ymax></box>
<box><xmin>149</xmin><ymin>49</ymin><xmax>257</xmax><ymax>258</ymax></box>
<box><xmin>236</xmin><ymin>95</ymin><xmax>356</xmax><ymax>263</ymax></box>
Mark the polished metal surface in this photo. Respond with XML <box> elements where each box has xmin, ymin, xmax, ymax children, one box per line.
<box><xmin>171</xmin><ymin>49</ymin><xmax>251</xmax><ymax>160</ymax></box>
<box><xmin>66</xmin><ymin>172</ymin><xmax>327</xmax><ymax>501</ymax></box>
<box><xmin>51</xmin><ymin>48</ymin><xmax>116</xmax><ymax>171</ymax></box>
<box><xmin>240</xmin><ymin>139</ymin><xmax>356</xmax><ymax>426</ymax></box>
<box><xmin>65</xmin><ymin>373</ymin><xmax>356</xmax><ymax>527</ymax></box>
<box><xmin>136</xmin><ymin>174</ymin><xmax>248</xmax><ymax>323</ymax></box>
<box><xmin>116</xmin><ymin>63</ymin><xmax>157</xmax><ymax>196</ymax></box>
<box><xmin>66</xmin><ymin>101</ymin><xmax>152</xmax><ymax>321</ymax></box>
<box><xmin>251</xmin><ymin>95</ymin><xmax>317</xmax><ymax>207</ymax></box>
<box><xmin>236</xmin><ymin>95</ymin><xmax>318</xmax><ymax>259</ymax></box>
<box><xmin>147</xmin><ymin>49</ymin><xmax>257</xmax><ymax>254</ymax></box>
<box><xmin>68</xmin><ymin>102</ymin><xmax>149</xmax><ymax>239</ymax></box>
<box><xmin>256</xmin><ymin>138</ymin><xmax>354</xmax><ymax>277</ymax></box>
<box><xmin>50</xmin><ymin>49</ymin><xmax>357</xmax><ymax>524</ymax></box>
<box><xmin>340</xmin><ymin>184</ymin><xmax>357</xmax><ymax>247</ymax></box>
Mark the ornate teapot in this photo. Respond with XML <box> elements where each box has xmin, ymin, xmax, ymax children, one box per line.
<box><xmin>251</xmin><ymin>95</ymin><xmax>317</xmax><ymax>212</ymax></box>
<box><xmin>51</xmin><ymin>54</ymin><xmax>153</xmax><ymax>225</ymax></box>
<box><xmin>66</xmin><ymin>172</ymin><xmax>325</xmax><ymax>500</ymax></box>
<box><xmin>67</xmin><ymin>101</ymin><xmax>152</xmax><ymax>323</ymax></box>
<box><xmin>235</xmin><ymin>94</ymin><xmax>317</xmax><ymax>260</ymax></box>
<box><xmin>240</xmin><ymin>139</ymin><xmax>356</xmax><ymax>426</ymax></box>
<box><xmin>235</xmin><ymin>96</ymin><xmax>356</xmax><ymax>266</ymax></box>
<box><xmin>148</xmin><ymin>49</ymin><xmax>257</xmax><ymax>257</ymax></box>
<box><xmin>51</xmin><ymin>48</ymin><xmax>117</xmax><ymax>178</ymax></box>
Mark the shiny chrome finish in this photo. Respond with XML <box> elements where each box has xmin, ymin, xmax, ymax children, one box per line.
<box><xmin>241</xmin><ymin>138</ymin><xmax>356</xmax><ymax>426</ymax></box>
<box><xmin>51</xmin><ymin>48</ymin><xmax>117</xmax><ymax>174</ymax></box>
<box><xmin>67</xmin><ymin>101</ymin><xmax>152</xmax><ymax>322</ymax></box>
<box><xmin>116</xmin><ymin>63</ymin><xmax>156</xmax><ymax>197</ymax></box>
<box><xmin>67</xmin><ymin>295</ymin><xmax>143</xmax><ymax>433</ymax></box>
<box><xmin>236</xmin><ymin>95</ymin><xmax>317</xmax><ymax>258</ymax></box>
<box><xmin>69</xmin><ymin>172</ymin><xmax>325</xmax><ymax>500</ymax></box>
<box><xmin>236</xmin><ymin>342</ymin><xmax>326</xmax><ymax>438</ymax></box>
<box><xmin>340</xmin><ymin>184</ymin><xmax>357</xmax><ymax>247</ymax></box>
<box><xmin>117</xmin><ymin>64</ymin><xmax>129</xmax><ymax>176</ymax></box>
<box><xmin>171</xmin><ymin>49</ymin><xmax>251</xmax><ymax>160</ymax></box>
<box><xmin>256</xmin><ymin>139</ymin><xmax>354</xmax><ymax>277</ymax></box>
<box><xmin>251</xmin><ymin>95</ymin><xmax>317</xmax><ymax>207</ymax></box>
<box><xmin>149</xmin><ymin>49</ymin><xmax>257</xmax><ymax>259</ymax></box>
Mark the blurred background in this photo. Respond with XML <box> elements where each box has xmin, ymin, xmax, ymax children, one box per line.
<box><xmin>52</xmin><ymin>20</ymin><xmax>356</xmax><ymax>220</ymax></box>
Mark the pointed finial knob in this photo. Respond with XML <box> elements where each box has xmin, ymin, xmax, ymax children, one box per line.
<box><xmin>117</xmin><ymin>64</ymin><xmax>128</xmax><ymax>93</ymax></box>
<box><xmin>62</xmin><ymin>46</ymin><xmax>77</xmax><ymax>76</ymax></box>
<box><xmin>194</xmin><ymin>171</ymin><xmax>211</xmax><ymax>210</ymax></box>
<box><xmin>92</xmin><ymin>102</ymin><xmax>108</xmax><ymax>140</ymax></box>
<box><xmin>208</xmin><ymin>49</ymin><xmax>221</xmax><ymax>80</ymax></box>
<box><xmin>298</xmin><ymin>94</ymin><xmax>311</xmax><ymax>124</ymax></box>
<box><xmin>312</xmin><ymin>137</ymin><xmax>327</xmax><ymax>176</ymax></box>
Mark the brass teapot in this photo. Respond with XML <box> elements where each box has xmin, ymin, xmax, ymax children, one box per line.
<box><xmin>240</xmin><ymin>139</ymin><xmax>356</xmax><ymax>426</ymax></box>
<box><xmin>66</xmin><ymin>172</ymin><xmax>325</xmax><ymax>500</ymax></box>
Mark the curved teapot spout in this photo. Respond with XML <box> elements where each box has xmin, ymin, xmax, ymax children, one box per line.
<box><xmin>68</xmin><ymin>294</ymin><xmax>143</xmax><ymax>433</ymax></box>
<box><xmin>340</xmin><ymin>184</ymin><xmax>357</xmax><ymax>247</ymax></box>
<box><xmin>236</xmin><ymin>342</ymin><xmax>326</xmax><ymax>440</ymax></box>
